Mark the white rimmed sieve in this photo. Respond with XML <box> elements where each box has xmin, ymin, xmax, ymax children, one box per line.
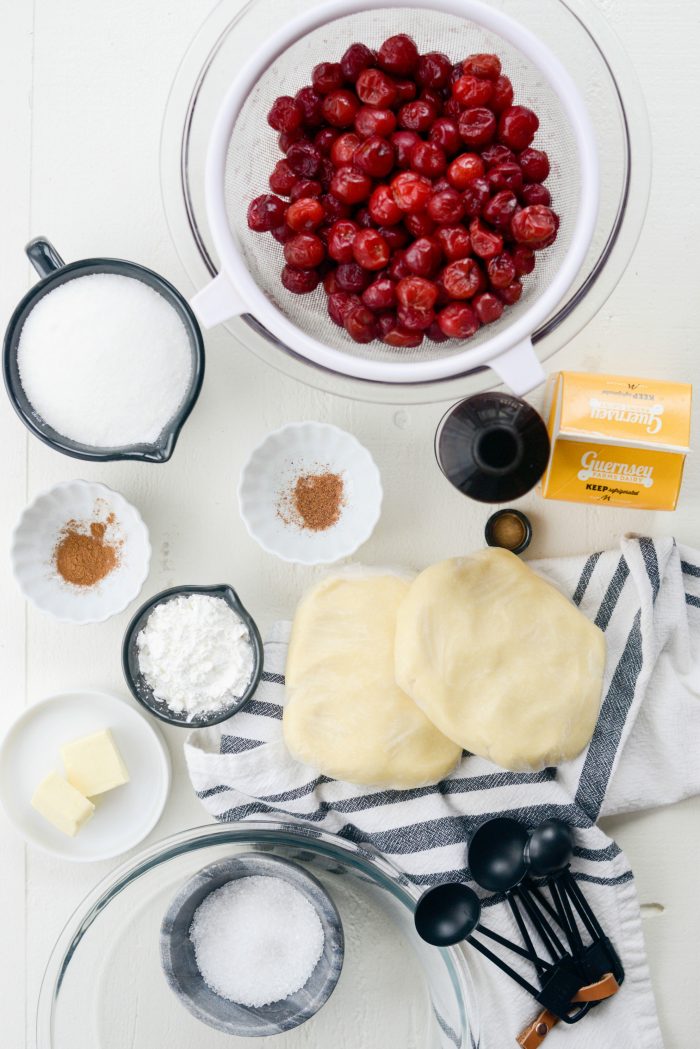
<box><xmin>193</xmin><ymin>0</ymin><xmax>599</xmax><ymax>393</ymax></box>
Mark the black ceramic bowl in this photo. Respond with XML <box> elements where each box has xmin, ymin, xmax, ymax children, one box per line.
<box><xmin>3</xmin><ymin>237</ymin><xmax>205</xmax><ymax>463</ymax></box>
<box><xmin>122</xmin><ymin>584</ymin><xmax>264</xmax><ymax>728</ymax></box>
<box><xmin>160</xmin><ymin>854</ymin><xmax>344</xmax><ymax>1037</ymax></box>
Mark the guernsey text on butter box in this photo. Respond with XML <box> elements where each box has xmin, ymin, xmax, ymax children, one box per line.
<box><xmin>541</xmin><ymin>372</ymin><xmax>692</xmax><ymax>510</ymax></box>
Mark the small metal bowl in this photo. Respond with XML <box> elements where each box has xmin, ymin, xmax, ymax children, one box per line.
<box><xmin>122</xmin><ymin>584</ymin><xmax>263</xmax><ymax>728</ymax></box>
<box><xmin>3</xmin><ymin>237</ymin><xmax>204</xmax><ymax>463</ymax></box>
<box><xmin>160</xmin><ymin>853</ymin><xmax>344</xmax><ymax>1037</ymax></box>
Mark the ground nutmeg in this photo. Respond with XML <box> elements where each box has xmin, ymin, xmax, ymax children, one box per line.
<box><xmin>277</xmin><ymin>469</ymin><xmax>345</xmax><ymax>532</ymax></box>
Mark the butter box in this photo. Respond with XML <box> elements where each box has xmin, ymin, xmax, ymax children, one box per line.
<box><xmin>541</xmin><ymin>372</ymin><xmax>692</xmax><ymax>510</ymax></box>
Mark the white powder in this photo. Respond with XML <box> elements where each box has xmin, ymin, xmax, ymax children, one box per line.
<box><xmin>189</xmin><ymin>876</ymin><xmax>325</xmax><ymax>1006</ymax></box>
<box><xmin>17</xmin><ymin>273</ymin><xmax>193</xmax><ymax>448</ymax></box>
<box><xmin>136</xmin><ymin>595</ymin><xmax>254</xmax><ymax>718</ymax></box>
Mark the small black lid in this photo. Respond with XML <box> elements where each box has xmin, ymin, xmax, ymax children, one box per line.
<box><xmin>484</xmin><ymin>508</ymin><xmax>532</xmax><ymax>556</ymax></box>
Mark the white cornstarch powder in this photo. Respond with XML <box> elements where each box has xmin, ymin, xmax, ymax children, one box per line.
<box><xmin>136</xmin><ymin>595</ymin><xmax>254</xmax><ymax>718</ymax></box>
<box><xmin>17</xmin><ymin>273</ymin><xmax>192</xmax><ymax>448</ymax></box>
<box><xmin>189</xmin><ymin>876</ymin><xmax>325</xmax><ymax>1006</ymax></box>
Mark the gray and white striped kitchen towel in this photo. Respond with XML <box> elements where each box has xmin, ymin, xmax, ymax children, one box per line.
<box><xmin>186</xmin><ymin>536</ymin><xmax>700</xmax><ymax>1049</ymax></box>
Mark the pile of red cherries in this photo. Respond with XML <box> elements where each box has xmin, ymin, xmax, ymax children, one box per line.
<box><xmin>247</xmin><ymin>35</ymin><xmax>558</xmax><ymax>348</ymax></box>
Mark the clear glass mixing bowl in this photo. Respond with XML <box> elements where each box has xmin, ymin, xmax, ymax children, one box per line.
<box><xmin>160</xmin><ymin>0</ymin><xmax>650</xmax><ymax>404</ymax></box>
<box><xmin>39</xmin><ymin>821</ymin><xmax>476</xmax><ymax>1048</ymax></box>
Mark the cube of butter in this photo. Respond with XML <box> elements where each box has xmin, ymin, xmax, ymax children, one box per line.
<box><xmin>61</xmin><ymin>729</ymin><xmax>130</xmax><ymax>797</ymax></box>
<box><xmin>31</xmin><ymin>771</ymin><xmax>95</xmax><ymax>837</ymax></box>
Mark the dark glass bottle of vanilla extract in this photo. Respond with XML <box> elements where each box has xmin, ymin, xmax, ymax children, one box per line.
<box><xmin>435</xmin><ymin>392</ymin><xmax>551</xmax><ymax>503</ymax></box>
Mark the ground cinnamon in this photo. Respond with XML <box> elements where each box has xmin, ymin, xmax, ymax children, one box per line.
<box><xmin>54</xmin><ymin>517</ymin><xmax>121</xmax><ymax>587</ymax></box>
<box><xmin>277</xmin><ymin>469</ymin><xmax>345</xmax><ymax>532</ymax></box>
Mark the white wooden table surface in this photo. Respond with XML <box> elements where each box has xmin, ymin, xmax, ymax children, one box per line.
<box><xmin>1</xmin><ymin>1</ymin><xmax>698</xmax><ymax>1045</ymax></box>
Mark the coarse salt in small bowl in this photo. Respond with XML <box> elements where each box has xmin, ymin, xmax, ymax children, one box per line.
<box><xmin>11</xmin><ymin>480</ymin><xmax>151</xmax><ymax>624</ymax></box>
<box><xmin>238</xmin><ymin>422</ymin><xmax>382</xmax><ymax>565</ymax></box>
<box><xmin>160</xmin><ymin>853</ymin><xmax>344</xmax><ymax>1036</ymax></box>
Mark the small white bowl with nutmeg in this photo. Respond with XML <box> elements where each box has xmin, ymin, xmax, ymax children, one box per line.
<box><xmin>11</xmin><ymin>480</ymin><xmax>151</xmax><ymax>623</ymax></box>
<box><xmin>238</xmin><ymin>422</ymin><xmax>382</xmax><ymax>565</ymax></box>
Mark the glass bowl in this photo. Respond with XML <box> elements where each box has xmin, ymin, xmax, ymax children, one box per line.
<box><xmin>38</xmin><ymin>821</ymin><xmax>476</xmax><ymax>1048</ymax></box>
<box><xmin>160</xmin><ymin>0</ymin><xmax>650</xmax><ymax>404</ymax></box>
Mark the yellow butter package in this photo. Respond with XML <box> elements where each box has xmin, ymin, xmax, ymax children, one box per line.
<box><xmin>541</xmin><ymin>372</ymin><xmax>692</xmax><ymax>510</ymax></box>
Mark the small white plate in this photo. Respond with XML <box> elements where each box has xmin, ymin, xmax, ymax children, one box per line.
<box><xmin>0</xmin><ymin>691</ymin><xmax>171</xmax><ymax>862</ymax></box>
<box><xmin>11</xmin><ymin>479</ymin><xmax>151</xmax><ymax>623</ymax></box>
<box><xmin>238</xmin><ymin>422</ymin><xmax>382</xmax><ymax>565</ymax></box>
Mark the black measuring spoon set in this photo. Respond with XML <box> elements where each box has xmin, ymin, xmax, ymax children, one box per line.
<box><xmin>414</xmin><ymin>817</ymin><xmax>624</xmax><ymax>1046</ymax></box>
<box><xmin>526</xmin><ymin>818</ymin><xmax>624</xmax><ymax>990</ymax></box>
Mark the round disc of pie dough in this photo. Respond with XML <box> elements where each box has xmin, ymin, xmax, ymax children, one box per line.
<box><xmin>394</xmin><ymin>548</ymin><xmax>606</xmax><ymax>772</ymax></box>
<box><xmin>283</xmin><ymin>572</ymin><xmax>462</xmax><ymax>788</ymax></box>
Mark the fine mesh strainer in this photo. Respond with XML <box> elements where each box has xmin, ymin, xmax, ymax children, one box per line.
<box><xmin>192</xmin><ymin>0</ymin><xmax>599</xmax><ymax>395</ymax></box>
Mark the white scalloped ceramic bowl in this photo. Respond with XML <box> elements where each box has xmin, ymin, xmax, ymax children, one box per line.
<box><xmin>238</xmin><ymin>423</ymin><xmax>382</xmax><ymax>565</ymax></box>
<box><xmin>11</xmin><ymin>480</ymin><xmax>151</xmax><ymax>623</ymax></box>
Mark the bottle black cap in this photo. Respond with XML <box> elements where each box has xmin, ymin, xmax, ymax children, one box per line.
<box><xmin>435</xmin><ymin>393</ymin><xmax>550</xmax><ymax>503</ymax></box>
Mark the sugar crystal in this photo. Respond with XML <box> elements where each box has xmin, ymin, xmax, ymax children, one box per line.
<box><xmin>189</xmin><ymin>875</ymin><xmax>325</xmax><ymax>1006</ymax></box>
<box><xmin>17</xmin><ymin>273</ymin><xmax>192</xmax><ymax>448</ymax></box>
